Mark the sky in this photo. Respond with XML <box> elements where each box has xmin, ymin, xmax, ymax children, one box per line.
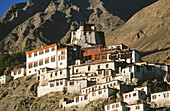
<box><xmin>0</xmin><ymin>0</ymin><xmax>28</xmax><ymax>19</ymax></box>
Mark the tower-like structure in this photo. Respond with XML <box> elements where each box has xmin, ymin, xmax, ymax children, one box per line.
<box><xmin>71</xmin><ymin>24</ymin><xmax>105</xmax><ymax>48</ymax></box>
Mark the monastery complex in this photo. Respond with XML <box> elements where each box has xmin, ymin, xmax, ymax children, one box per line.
<box><xmin>0</xmin><ymin>24</ymin><xmax>170</xmax><ymax>111</ymax></box>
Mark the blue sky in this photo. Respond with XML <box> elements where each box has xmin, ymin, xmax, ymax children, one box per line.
<box><xmin>0</xmin><ymin>0</ymin><xmax>28</xmax><ymax>19</ymax></box>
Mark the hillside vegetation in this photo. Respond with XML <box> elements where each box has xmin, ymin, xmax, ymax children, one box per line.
<box><xmin>0</xmin><ymin>52</ymin><xmax>25</xmax><ymax>75</ymax></box>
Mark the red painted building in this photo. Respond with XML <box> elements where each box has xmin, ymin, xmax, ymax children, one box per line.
<box><xmin>82</xmin><ymin>45</ymin><xmax>107</xmax><ymax>62</ymax></box>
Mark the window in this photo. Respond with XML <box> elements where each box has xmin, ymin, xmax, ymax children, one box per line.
<box><xmin>95</xmin><ymin>54</ymin><xmax>100</xmax><ymax>60</ymax></box>
<box><xmin>152</xmin><ymin>95</ymin><xmax>157</xmax><ymax>100</ymax></box>
<box><xmin>98</xmin><ymin>70</ymin><xmax>102</xmax><ymax>74</ymax></box>
<box><xmin>129</xmin><ymin>94</ymin><xmax>131</xmax><ymax>98</ymax></box>
<box><xmin>98</xmin><ymin>65</ymin><xmax>100</xmax><ymax>69</ymax></box>
<box><xmin>84</xmin><ymin>95</ymin><xmax>88</xmax><ymax>100</ymax></box>
<box><xmin>52</xmin><ymin>46</ymin><xmax>55</xmax><ymax>51</ymax></box>
<box><xmin>37</xmin><ymin>76</ymin><xmax>40</xmax><ymax>80</ymax></box>
<box><xmin>29</xmin><ymin>62</ymin><xmax>33</xmax><ymax>68</ymax></box>
<box><xmin>61</xmin><ymin>50</ymin><xmax>65</xmax><ymax>54</ymax></box>
<box><xmin>73</xmin><ymin>31</ymin><xmax>76</xmax><ymax>35</ymax></box>
<box><xmin>34</xmin><ymin>52</ymin><xmax>37</xmax><ymax>56</ymax></box>
<box><xmin>125</xmin><ymin>95</ymin><xmax>128</xmax><ymax>98</ymax></box>
<box><xmin>45</xmin><ymin>48</ymin><xmax>49</xmax><ymax>53</ymax></box>
<box><xmin>133</xmin><ymin>93</ymin><xmax>137</xmax><ymax>97</ymax></box>
<box><xmin>70</xmin><ymin>82</ymin><xmax>74</xmax><ymax>85</ymax></box>
<box><xmin>14</xmin><ymin>72</ymin><xmax>17</xmax><ymax>75</ymax></box>
<box><xmin>55</xmin><ymin>72</ymin><xmax>57</xmax><ymax>76</ymax></box>
<box><xmin>50</xmin><ymin>73</ymin><xmax>53</xmax><ymax>78</ymax></box>
<box><xmin>107</xmin><ymin>105</ymin><xmax>110</xmax><ymax>110</ymax></box>
<box><xmin>28</xmin><ymin>53</ymin><xmax>32</xmax><ymax>58</ymax></box>
<box><xmin>34</xmin><ymin>61</ymin><xmax>38</xmax><ymax>67</ymax></box>
<box><xmin>39</xmin><ymin>50</ymin><xmax>43</xmax><ymax>55</ymax></box>
<box><xmin>60</xmin><ymin>71</ymin><xmax>62</xmax><ymax>75</ymax></box>
<box><xmin>106</xmin><ymin>71</ymin><xmax>109</xmax><ymax>76</ymax></box>
<box><xmin>61</xmin><ymin>55</ymin><xmax>65</xmax><ymax>60</ymax></box>
<box><xmin>163</xmin><ymin>92</ymin><xmax>169</xmax><ymax>98</ymax></box>
<box><xmin>116</xmin><ymin>104</ymin><xmax>119</xmax><ymax>108</ymax></box>
<box><xmin>42</xmin><ymin>68</ymin><xmax>45</xmax><ymax>72</ymax></box>
<box><xmin>51</xmin><ymin>56</ymin><xmax>55</xmax><ymax>62</ymax></box>
<box><xmin>102</xmin><ymin>54</ymin><xmax>107</xmax><ymax>59</ymax></box>
<box><xmin>136</xmin><ymin>106</ymin><xmax>140</xmax><ymax>110</ymax></box>
<box><xmin>88</xmin><ymin>66</ymin><xmax>91</xmax><ymax>71</ymax></box>
<box><xmin>106</xmin><ymin>64</ymin><xmax>109</xmax><ymax>68</ymax></box>
<box><xmin>56</xmin><ymin>82</ymin><xmax>59</xmax><ymax>86</ymax></box>
<box><xmin>45</xmin><ymin>57</ymin><xmax>49</xmax><ymax>64</ymax></box>
<box><xmin>29</xmin><ymin>71</ymin><xmax>31</xmax><ymax>73</ymax></box>
<box><xmin>58</xmin><ymin>55</ymin><xmax>60</xmax><ymax>60</ymax></box>
<box><xmin>76</xmin><ymin>97</ymin><xmax>79</xmax><ymax>102</ymax></box>
<box><xmin>60</xmin><ymin>62</ymin><xmax>63</xmax><ymax>65</ymax></box>
<box><xmin>60</xmin><ymin>81</ymin><xmax>63</xmax><ymax>85</ymax></box>
<box><xmin>99</xmin><ymin>91</ymin><xmax>102</xmax><ymax>94</ymax></box>
<box><xmin>50</xmin><ymin>82</ymin><xmax>54</xmax><ymax>87</ymax></box>
<box><xmin>86</xmin><ymin>89</ymin><xmax>88</xmax><ymax>93</ymax></box>
<box><xmin>18</xmin><ymin>70</ymin><xmax>21</xmax><ymax>74</ymax></box>
<box><xmin>112</xmin><ymin>104</ymin><xmax>115</xmax><ymax>108</ymax></box>
<box><xmin>39</xmin><ymin>59</ymin><xmax>43</xmax><ymax>66</ymax></box>
<box><xmin>92</xmin><ymin>92</ymin><xmax>96</xmax><ymax>96</ymax></box>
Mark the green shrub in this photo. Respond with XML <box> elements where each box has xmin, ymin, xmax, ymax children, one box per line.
<box><xmin>0</xmin><ymin>52</ymin><xmax>26</xmax><ymax>76</ymax></box>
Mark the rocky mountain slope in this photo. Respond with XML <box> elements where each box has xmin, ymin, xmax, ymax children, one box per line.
<box><xmin>0</xmin><ymin>0</ymin><xmax>157</xmax><ymax>52</ymax></box>
<box><xmin>0</xmin><ymin>75</ymin><xmax>169</xmax><ymax>111</ymax></box>
<box><xmin>106</xmin><ymin>0</ymin><xmax>170</xmax><ymax>63</ymax></box>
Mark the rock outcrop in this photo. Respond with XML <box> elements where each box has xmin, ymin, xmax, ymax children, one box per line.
<box><xmin>0</xmin><ymin>0</ymin><xmax>157</xmax><ymax>52</ymax></box>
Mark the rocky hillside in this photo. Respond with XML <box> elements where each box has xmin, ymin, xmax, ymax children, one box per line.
<box><xmin>0</xmin><ymin>75</ymin><xmax>169</xmax><ymax>111</ymax></box>
<box><xmin>0</xmin><ymin>0</ymin><xmax>157</xmax><ymax>52</ymax></box>
<box><xmin>0</xmin><ymin>75</ymin><xmax>78</xmax><ymax>111</ymax></box>
<box><xmin>106</xmin><ymin>0</ymin><xmax>170</xmax><ymax>63</ymax></box>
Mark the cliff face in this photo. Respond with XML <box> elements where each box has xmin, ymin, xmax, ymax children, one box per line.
<box><xmin>106</xmin><ymin>0</ymin><xmax>170</xmax><ymax>63</ymax></box>
<box><xmin>0</xmin><ymin>0</ymin><xmax>157</xmax><ymax>52</ymax></box>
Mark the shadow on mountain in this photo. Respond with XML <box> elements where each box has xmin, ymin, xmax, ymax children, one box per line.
<box><xmin>101</xmin><ymin>0</ymin><xmax>158</xmax><ymax>21</ymax></box>
<box><xmin>140</xmin><ymin>47</ymin><xmax>170</xmax><ymax>57</ymax></box>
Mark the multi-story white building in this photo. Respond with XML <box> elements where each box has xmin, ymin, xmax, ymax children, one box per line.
<box><xmin>122</xmin><ymin>64</ymin><xmax>155</xmax><ymax>83</ymax></box>
<box><xmin>37</xmin><ymin>79</ymin><xmax>88</xmax><ymax>97</ymax></box>
<box><xmin>134</xmin><ymin>86</ymin><xmax>163</xmax><ymax>95</ymax></box>
<box><xmin>26</xmin><ymin>43</ymin><xmax>58</xmax><ymax>76</ymax></box>
<box><xmin>127</xmin><ymin>103</ymin><xmax>150</xmax><ymax>111</ymax></box>
<box><xmin>121</xmin><ymin>63</ymin><xmax>168</xmax><ymax>84</ymax></box>
<box><xmin>123</xmin><ymin>90</ymin><xmax>146</xmax><ymax>104</ymax></box>
<box><xmin>71</xmin><ymin>24</ymin><xmax>105</xmax><ymax>47</ymax></box>
<box><xmin>81</xmin><ymin>80</ymin><xmax>120</xmax><ymax>95</ymax></box>
<box><xmin>26</xmin><ymin>43</ymin><xmax>82</xmax><ymax>76</ymax></box>
<box><xmin>70</xmin><ymin>60</ymin><xmax>120</xmax><ymax>76</ymax></box>
<box><xmin>61</xmin><ymin>88</ymin><xmax>116</xmax><ymax>109</ymax></box>
<box><xmin>151</xmin><ymin>91</ymin><xmax>170</xmax><ymax>106</ymax></box>
<box><xmin>105</xmin><ymin>102</ymin><xmax>127</xmax><ymax>111</ymax></box>
<box><xmin>0</xmin><ymin>75</ymin><xmax>11</xmax><ymax>84</ymax></box>
<box><xmin>11</xmin><ymin>68</ymin><xmax>26</xmax><ymax>80</ymax></box>
<box><xmin>107</xmin><ymin>44</ymin><xmax>140</xmax><ymax>63</ymax></box>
